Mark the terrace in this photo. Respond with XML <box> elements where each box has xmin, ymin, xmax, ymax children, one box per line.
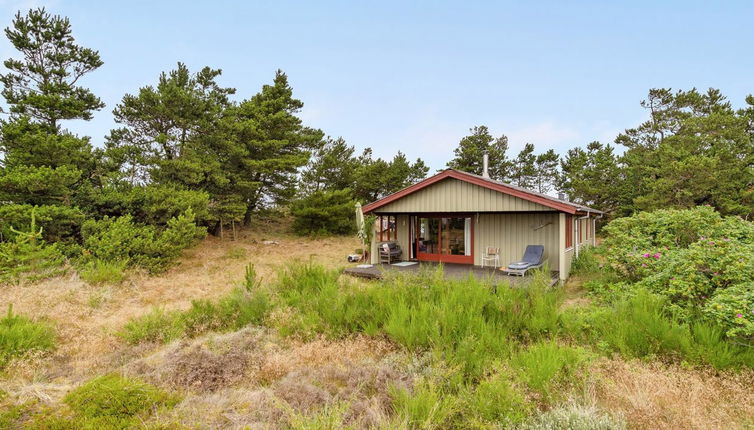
<box><xmin>343</xmin><ymin>261</ymin><xmax>560</xmax><ymax>287</ymax></box>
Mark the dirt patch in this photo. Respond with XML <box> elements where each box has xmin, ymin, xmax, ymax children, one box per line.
<box><xmin>588</xmin><ymin>358</ymin><xmax>754</xmax><ymax>430</ymax></box>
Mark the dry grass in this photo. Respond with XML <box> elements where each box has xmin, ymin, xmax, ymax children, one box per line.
<box><xmin>123</xmin><ymin>329</ymin><xmax>407</xmax><ymax>429</ymax></box>
<box><xmin>586</xmin><ymin>358</ymin><xmax>754</xmax><ymax>430</ymax></box>
<box><xmin>0</xmin><ymin>223</ymin><xmax>358</xmax><ymax>398</ymax></box>
<box><xmin>5</xmin><ymin>222</ymin><xmax>754</xmax><ymax>429</ymax></box>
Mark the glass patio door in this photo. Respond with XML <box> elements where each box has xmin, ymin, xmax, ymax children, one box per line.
<box><xmin>415</xmin><ymin>216</ymin><xmax>473</xmax><ymax>264</ymax></box>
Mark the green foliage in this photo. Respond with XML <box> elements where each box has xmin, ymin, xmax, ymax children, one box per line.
<box><xmin>244</xmin><ymin>263</ymin><xmax>261</xmax><ymax>291</ymax></box>
<box><xmin>461</xmin><ymin>371</ymin><xmax>532</xmax><ymax>427</ymax></box>
<box><xmin>0</xmin><ymin>8</ymin><xmax>104</xmax><ymax>127</ymax></box>
<box><xmin>558</xmin><ymin>141</ymin><xmax>623</xmax><ymax>218</ymax></box>
<box><xmin>0</xmin><ymin>304</ymin><xmax>55</xmax><ymax>368</ymax></box>
<box><xmin>0</xmin><ymin>203</ymin><xmax>84</xmax><ymax>243</ymax></box>
<box><xmin>561</xmin><ymin>290</ymin><xmax>754</xmax><ymax>369</ymax></box>
<box><xmin>118</xmin><ymin>307</ymin><xmax>183</xmax><ymax>345</ymax></box>
<box><xmin>81</xmin><ymin>210</ymin><xmax>205</xmax><ymax>273</ymax></box>
<box><xmin>300</xmin><ymin>137</ymin><xmax>360</xmax><ymax>194</ymax></box>
<box><xmin>89</xmin><ymin>184</ymin><xmax>211</xmax><ymax>227</ymax></box>
<box><xmin>274</xmin><ymin>263</ymin><xmax>562</xmax><ymax>378</ymax></box>
<box><xmin>702</xmin><ymin>283</ymin><xmax>754</xmax><ymax>339</ymax></box>
<box><xmin>0</xmin><ymin>210</ymin><xmax>65</xmax><ymax>283</ymax></box>
<box><xmin>291</xmin><ymin>188</ymin><xmax>356</xmax><ymax>236</ymax></box>
<box><xmin>63</xmin><ymin>374</ymin><xmax>179</xmax><ymax>428</ymax></box>
<box><xmin>390</xmin><ymin>380</ymin><xmax>459</xmax><ymax>430</ymax></box>
<box><xmin>600</xmin><ymin>207</ymin><xmax>754</xmax><ymax>341</ymax></box>
<box><xmin>617</xmin><ymin>88</ymin><xmax>754</xmax><ymax>218</ymax></box>
<box><xmin>286</xmin><ymin>402</ymin><xmax>353</xmax><ymax>430</ymax></box>
<box><xmin>352</xmin><ymin>149</ymin><xmax>429</xmax><ymax>203</ymax></box>
<box><xmin>119</xmin><ymin>287</ymin><xmax>270</xmax><ymax>344</ymax></box>
<box><xmin>78</xmin><ymin>259</ymin><xmax>127</xmax><ymax>286</ymax></box>
<box><xmin>569</xmin><ymin>246</ymin><xmax>602</xmax><ymax>276</ymax></box>
<box><xmin>511</xmin><ymin>341</ymin><xmax>588</xmax><ymax>400</ymax></box>
<box><xmin>447</xmin><ymin>125</ymin><xmax>512</xmax><ymax>180</ymax></box>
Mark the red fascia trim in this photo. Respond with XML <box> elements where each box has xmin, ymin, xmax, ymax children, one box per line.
<box><xmin>362</xmin><ymin>170</ymin><xmax>578</xmax><ymax>214</ymax></box>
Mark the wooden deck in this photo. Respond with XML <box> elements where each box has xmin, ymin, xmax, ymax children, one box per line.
<box><xmin>343</xmin><ymin>261</ymin><xmax>559</xmax><ymax>287</ymax></box>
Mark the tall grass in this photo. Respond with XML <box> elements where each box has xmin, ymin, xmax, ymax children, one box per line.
<box><xmin>78</xmin><ymin>259</ymin><xmax>127</xmax><ymax>285</ymax></box>
<box><xmin>561</xmin><ymin>289</ymin><xmax>754</xmax><ymax>369</ymax></box>
<box><xmin>0</xmin><ymin>304</ymin><xmax>55</xmax><ymax>367</ymax></box>
<box><xmin>274</xmin><ymin>263</ymin><xmax>564</xmax><ymax>378</ymax></box>
<box><xmin>511</xmin><ymin>341</ymin><xmax>587</xmax><ymax>401</ymax></box>
<box><xmin>119</xmin><ymin>286</ymin><xmax>271</xmax><ymax>344</ymax></box>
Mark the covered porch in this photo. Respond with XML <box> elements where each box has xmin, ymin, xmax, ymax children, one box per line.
<box><xmin>343</xmin><ymin>261</ymin><xmax>559</xmax><ymax>287</ymax></box>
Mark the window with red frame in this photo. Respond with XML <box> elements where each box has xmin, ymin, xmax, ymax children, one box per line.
<box><xmin>565</xmin><ymin>214</ymin><xmax>573</xmax><ymax>248</ymax></box>
<box><xmin>378</xmin><ymin>215</ymin><xmax>397</xmax><ymax>241</ymax></box>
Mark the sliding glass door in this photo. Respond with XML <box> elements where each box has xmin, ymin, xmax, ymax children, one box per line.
<box><xmin>415</xmin><ymin>215</ymin><xmax>473</xmax><ymax>264</ymax></box>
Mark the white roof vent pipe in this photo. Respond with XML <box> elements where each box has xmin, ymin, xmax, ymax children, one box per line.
<box><xmin>482</xmin><ymin>152</ymin><xmax>490</xmax><ymax>178</ymax></box>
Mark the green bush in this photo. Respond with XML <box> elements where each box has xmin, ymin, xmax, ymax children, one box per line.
<box><xmin>81</xmin><ymin>209</ymin><xmax>206</xmax><ymax>273</ymax></box>
<box><xmin>88</xmin><ymin>183</ymin><xmax>210</xmax><ymax>227</ymax></box>
<box><xmin>63</xmin><ymin>374</ymin><xmax>179</xmax><ymax>428</ymax></box>
<box><xmin>119</xmin><ymin>287</ymin><xmax>271</xmax><ymax>345</ymax></box>
<box><xmin>78</xmin><ymin>259</ymin><xmax>128</xmax><ymax>285</ymax></box>
<box><xmin>597</xmin><ymin>207</ymin><xmax>754</xmax><ymax>342</ymax></box>
<box><xmin>702</xmin><ymin>283</ymin><xmax>754</xmax><ymax>339</ymax></box>
<box><xmin>0</xmin><ymin>209</ymin><xmax>66</xmax><ymax>283</ymax></box>
<box><xmin>602</xmin><ymin>206</ymin><xmax>754</xmax><ymax>281</ymax></box>
<box><xmin>0</xmin><ymin>304</ymin><xmax>55</xmax><ymax>368</ymax></box>
<box><xmin>560</xmin><ymin>290</ymin><xmax>754</xmax><ymax>369</ymax></box>
<box><xmin>570</xmin><ymin>246</ymin><xmax>602</xmax><ymax>276</ymax></box>
<box><xmin>290</xmin><ymin>188</ymin><xmax>356</xmax><ymax>236</ymax></box>
<box><xmin>0</xmin><ymin>203</ymin><xmax>84</xmax><ymax>244</ymax></box>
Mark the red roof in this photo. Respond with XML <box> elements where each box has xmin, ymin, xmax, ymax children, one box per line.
<box><xmin>361</xmin><ymin>169</ymin><xmax>602</xmax><ymax>215</ymax></box>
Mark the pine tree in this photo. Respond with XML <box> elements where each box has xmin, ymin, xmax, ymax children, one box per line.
<box><xmin>105</xmin><ymin>63</ymin><xmax>235</xmax><ymax>227</ymax></box>
<box><xmin>558</xmin><ymin>141</ymin><xmax>622</xmax><ymax>215</ymax></box>
<box><xmin>225</xmin><ymin>70</ymin><xmax>324</xmax><ymax>223</ymax></box>
<box><xmin>533</xmin><ymin>149</ymin><xmax>559</xmax><ymax>194</ymax></box>
<box><xmin>510</xmin><ymin>143</ymin><xmax>537</xmax><ymax>188</ymax></box>
<box><xmin>0</xmin><ymin>8</ymin><xmax>103</xmax><ymax>240</ymax></box>
<box><xmin>447</xmin><ymin>125</ymin><xmax>511</xmax><ymax>180</ymax></box>
<box><xmin>300</xmin><ymin>137</ymin><xmax>359</xmax><ymax>194</ymax></box>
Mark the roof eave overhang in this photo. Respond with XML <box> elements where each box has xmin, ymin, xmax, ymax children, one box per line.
<box><xmin>361</xmin><ymin>170</ymin><xmax>585</xmax><ymax>215</ymax></box>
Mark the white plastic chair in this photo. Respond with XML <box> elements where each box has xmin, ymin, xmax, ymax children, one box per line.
<box><xmin>481</xmin><ymin>246</ymin><xmax>500</xmax><ymax>268</ymax></box>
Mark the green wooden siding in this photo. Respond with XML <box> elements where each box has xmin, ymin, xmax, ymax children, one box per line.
<box><xmin>473</xmin><ymin>213</ymin><xmax>560</xmax><ymax>269</ymax></box>
<box><xmin>375</xmin><ymin>177</ymin><xmax>552</xmax><ymax>213</ymax></box>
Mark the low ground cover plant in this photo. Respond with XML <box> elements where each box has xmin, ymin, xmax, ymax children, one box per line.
<box><xmin>20</xmin><ymin>374</ymin><xmax>181</xmax><ymax>429</ymax></box>
<box><xmin>0</xmin><ymin>304</ymin><xmax>55</xmax><ymax>368</ymax></box>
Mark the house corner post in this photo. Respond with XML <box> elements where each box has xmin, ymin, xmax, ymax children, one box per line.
<box><xmin>558</xmin><ymin>213</ymin><xmax>566</xmax><ymax>281</ymax></box>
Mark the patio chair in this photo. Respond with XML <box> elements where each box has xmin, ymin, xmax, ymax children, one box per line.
<box><xmin>379</xmin><ymin>242</ymin><xmax>402</xmax><ymax>264</ymax></box>
<box><xmin>481</xmin><ymin>246</ymin><xmax>500</xmax><ymax>268</ymax></box>
<box><xmin>503</xmin><ymin>245</ymin><xmax>545</xmax><ymax>276</ymax></box>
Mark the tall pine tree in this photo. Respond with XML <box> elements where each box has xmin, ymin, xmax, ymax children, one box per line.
<box><xmin>447</xmin><ymin>125</ymin><xmax>511</xmax><ymax>180</ymax></box>
<box><xmin>0</xmin><ymin>8</ymin><xmax>103</xmax><ymax>242</ymax></box>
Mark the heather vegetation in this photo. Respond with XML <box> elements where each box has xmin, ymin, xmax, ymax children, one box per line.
<box><xmin>2</xmin><ymin>6</ymin><xmax>754</xmax><ymax>430</ymax></box>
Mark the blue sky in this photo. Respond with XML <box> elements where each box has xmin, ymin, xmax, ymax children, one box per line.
<box><xmin>1</xmin><ymin>0</ymin><xmax>752</xmax><ymax>170</ymax></box>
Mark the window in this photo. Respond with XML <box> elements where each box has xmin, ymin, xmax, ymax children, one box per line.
<box><xmin>565</xmin><ymin>214</ymin><xmax>573</xmax><ymax>249</ymax></box>
<box><xmin>379</xmin><ymin>215</ymin><xmax>397</xmax><ymax>241</ymax></box>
